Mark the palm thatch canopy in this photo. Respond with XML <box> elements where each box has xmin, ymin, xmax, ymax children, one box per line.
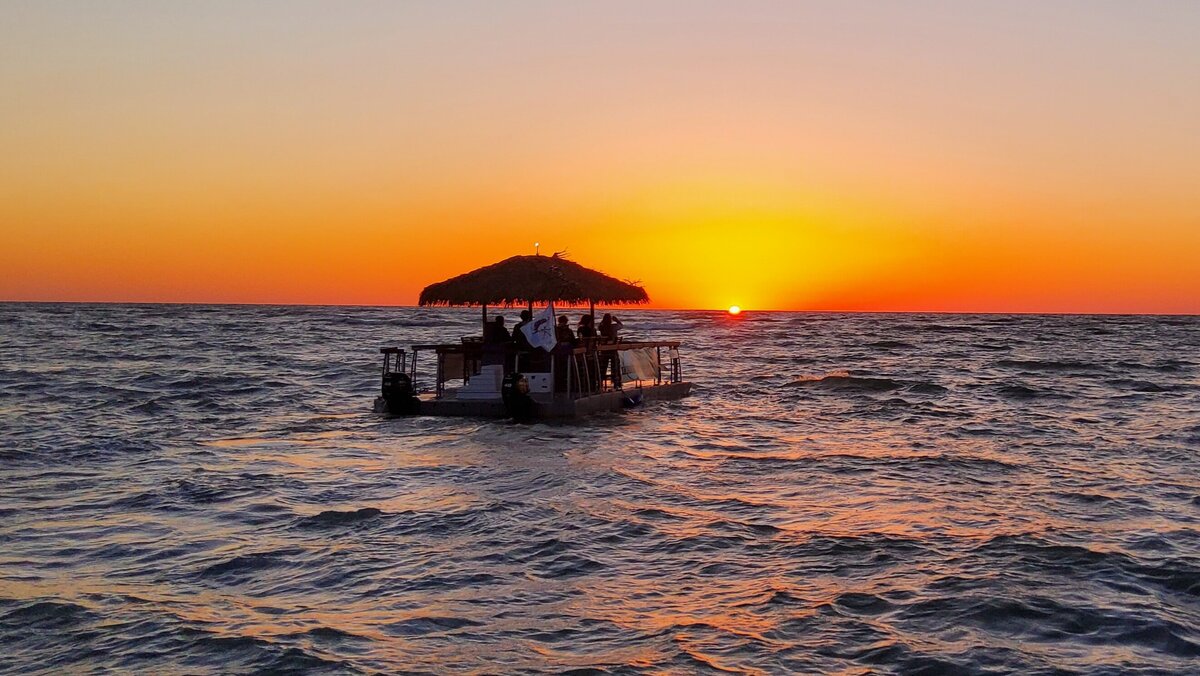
<box><xmin>419</xmin><ymin>254</ymin><xmax>649</xmax><ymax>307</ymax></box>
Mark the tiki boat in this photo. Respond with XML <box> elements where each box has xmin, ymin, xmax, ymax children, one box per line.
<box><xmin>374</xmin><ymin>254</ymin><xmax>692</xmax><ymax>419</ymax></box>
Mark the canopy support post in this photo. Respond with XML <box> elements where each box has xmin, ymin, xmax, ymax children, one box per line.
<box><xmin>482</xmin><ymin>304</ymin><xmax>488</xmax><ymax>336</ymax></box>
<box><xmin>589</xmin><ymin>300</ymin><xmax>595</xmax><ymax>325</ymax></box>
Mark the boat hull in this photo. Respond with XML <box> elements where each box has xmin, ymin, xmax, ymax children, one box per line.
<box><xmin>374</xmin><ymin>381</ymin><xmax>692</xmax><ymax>419</ymax></box>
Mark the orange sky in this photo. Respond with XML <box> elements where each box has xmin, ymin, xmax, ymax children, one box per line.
<box><xmin>2</xmin><ymin>2</ymin><xmax>1198</xmax><ymax>312</ymax></box>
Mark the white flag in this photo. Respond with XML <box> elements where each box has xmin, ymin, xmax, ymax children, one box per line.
<box><xmin>522</xmin><ymin>303</ymin><xmax>557</xmax><ymax>351</ymax></box>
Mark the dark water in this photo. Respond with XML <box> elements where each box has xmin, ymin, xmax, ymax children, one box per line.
<box><xmin>1</xmin><ymin>304</ymin><xmax>1199</xmax><ymax>674</ymax></box>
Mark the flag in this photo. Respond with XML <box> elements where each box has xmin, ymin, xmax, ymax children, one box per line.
<box><xmin>522</xmin><ymin>303</ymin><xmax>557</xmax><ymax>351</ymax></box>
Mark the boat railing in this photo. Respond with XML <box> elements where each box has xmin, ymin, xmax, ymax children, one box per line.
<box><xmin>396</xmin><ymin>339</ymin><xmax>683</xmax><ymax>400</ymax></box>
<box><xmin>406</xmin><ymin>342</ymin><xmax>482</xmax><ymax>397</ymax></box>
<box><xmin>562</xmin><ymin>341</ymin><xmax>682</xmax><ymax>399</ymax></box>
<box><xmin>380</xmin><ymin>347</ymin><xmax>410</xmax><ymax>379</ymax></box>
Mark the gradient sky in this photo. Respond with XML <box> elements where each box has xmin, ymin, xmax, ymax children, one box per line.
<box><xmin>2</xmin><ymin>1</ymin><xmax>1198</xmax><ymax>312</ymax></box>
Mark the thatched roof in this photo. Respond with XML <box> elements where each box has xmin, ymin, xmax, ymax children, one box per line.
<box><xmin>419</xmin><ymin>254</ymin><xmax>649</xmax><ymax>307</ymax></box>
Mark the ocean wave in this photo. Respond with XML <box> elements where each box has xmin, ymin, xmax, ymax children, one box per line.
<box><xmin>187</xmin><ymin>633</ymin><xmax>355</xmax><ymax>673</ymax></box>
<box><xmin>197</xmin><ymin>548</ymin><xmax>305</xmax><ymax>583</ymax></box>
<box><xmin>901</xmin><ymin>593</ymin><xmax>1200</xmax><ymax>658</ymax></box>
<box><xmin>291</xmin><ymin>626</ymin><xmax>370</xmax><ymax>642</ymax></box>
<box><xmin>0</xmin><ymin>600</ymin><xmax>95</xmax><ymax>631</ymax></box>
<box><xmin>783</xmin><ymin>372</ymin><xmax>948</xmax><ymax>396</ymax></box>
<box><xmin>995</xmin><ymin>383</ymin><xmax>1067</xmax><ymax>399</ymax></box>
<box><xmin>384</xmin><ymin>615</ymin><xmax>485</xmax><ymax>636</ymax></box>
<box><xmin>1105</xmin><ymin>378</ymin><xmax>1186</xmax><ymax>393</ymax></box>
<box><xmin>866</xmin><ymin>340</ymin><xmax>916</xmax><ymax>350</ymax></box>
<box><xmin>296</xmin><ymin>507</ymin><xmax>384</xmax><ymax>529</ymax></box>
<box><xmin>785</xmin><ymin>372</ymin><xmax>903</xmax><ymax>392</ymax></box>
<box><xmin>833</xmin><ymin>591</ymin><xmax>896</xmax><ymax>616</ymax></box>
<box><xmin>996</xmin><ymin>358</ymin><xmax>1105</xmax><ymax>372</ymax></box>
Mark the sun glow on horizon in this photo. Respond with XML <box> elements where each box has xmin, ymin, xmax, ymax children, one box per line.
<box><xmin>728</xmin><ymin>305</ymin><xmax>742</xmax><ymax>315</ymax></box>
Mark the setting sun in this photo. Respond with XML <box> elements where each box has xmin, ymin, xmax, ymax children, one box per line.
<box><xmin>728</xmin><ymin>305</ymin><xmax>742</xmax><ymax>315</ymax></box>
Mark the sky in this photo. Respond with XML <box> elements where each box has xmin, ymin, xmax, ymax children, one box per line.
<box><xmin>2</xmin><ymin>1</ymin><xmax>1198</xmax><ymax>312</ymax></box>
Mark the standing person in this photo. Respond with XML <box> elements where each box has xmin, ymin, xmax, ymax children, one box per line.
<box><xmin>577</xmin><ymin>314</ymin><xmax>597</xmax><ymax>340</ymax></box>
<box><xmin>598</xmin><ymin>314</ymin><xmax>624</xmax><ymax>389</ymax></box>
<box><xmin>510</xmin><ymin>309</ymin><xmax>533</xmax><ymax>372</ymax></box>
<box><xmin>552</xmin><ymin>315</ymin><xmax>576</xmax><ymax>392</ymax></box>
<box><xmin>484</xmin><ymin>316</ymin><xmax>510</xmax><ymax>344</ymax></box>
<box><xmin>576</xmin><ymin>315</ymin><xmax>600</xmax><ymax>392</ymax></box>
<box><xmin>512</xmin><ymin>310</ymin><xmax>533</xmax><ymax>351</ymax></box>
<box><xmin>483</xmin><ymin>315</ymin><xmax>510</xmax><ymax>368</ymax></box>
<box><xmin>598</xmin><ymin>313</ymin><xmax>623</xmax><ymax>342</ymax></box>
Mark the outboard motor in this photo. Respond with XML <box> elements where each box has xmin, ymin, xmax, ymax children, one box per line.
<box><xmin>381</xmin><ymin>371</ymin><xmax>420</xmax><ymax>415</ymax></box>
<box><xmin>501</xmin><ymin>372</ymin><xmax>536</xmax><ymax>422</ymax></box>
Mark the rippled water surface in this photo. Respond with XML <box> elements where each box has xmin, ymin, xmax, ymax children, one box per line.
<box><xmin>2</xmin><ymin>304</ymin><xmax>1199</xmax><ymax>674</ymax></box>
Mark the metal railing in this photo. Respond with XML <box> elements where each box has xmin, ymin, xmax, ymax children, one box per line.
<box><xmin>388</xmin><ymin>340</ymin><xmax>684</xmax><ymax>400</ymax></box>
<box><xmin>564</xmin><ymin>341</ymin><xmax>683</xmax><ymax>399</ymax></box>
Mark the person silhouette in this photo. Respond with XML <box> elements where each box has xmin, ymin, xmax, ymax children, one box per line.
<box><xmin>556</xmin><ymin>315</ymin><xmax>575</xmax><ymax>345</ymax></box>
<box><xmin>599</xmin><ymin>313</ymin><xmax>623</xmax><ymax>341</ymax></box>
<box><xmin>577</xmin><ymin>314</ymin><xmax>597</xmax><ymax>340</ymax></box>
<box><xmin>512</xmin><ymin>310</ymin><xmax>533</xmax><ymax>351</ymax></box>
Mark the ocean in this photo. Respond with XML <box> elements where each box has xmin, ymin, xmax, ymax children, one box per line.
<box><xmin>1</xmin><ymin>304</ymin><xmax>1198</xmax><ymax>674</ymax></box>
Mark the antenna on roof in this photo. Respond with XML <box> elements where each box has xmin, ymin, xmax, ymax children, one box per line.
<box><xmin>535</xmin><ymin>242</ymin><xmax>540</xmax><ymax>256</ymax></box>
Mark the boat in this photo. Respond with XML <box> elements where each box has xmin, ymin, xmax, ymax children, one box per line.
<box><xmin>374</xmin><ymin>253</ymin><xmax>693</xmax><ymax>419</ymax></box>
